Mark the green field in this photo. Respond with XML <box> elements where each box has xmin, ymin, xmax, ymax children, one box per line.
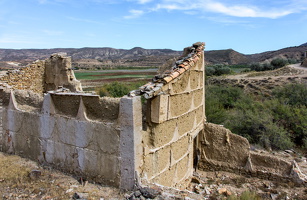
<box><xmin>74</xmin><ymin>71</ymin><xmax>155</xmax><ymax>80</ymax></box>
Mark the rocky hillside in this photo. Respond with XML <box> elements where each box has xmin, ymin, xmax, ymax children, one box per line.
<box><xmin>247</xmin><ymin>45</ymin><xmax>307</xmax><ymax>64</ymax></box>
<box><xmin>1</xmin><ymin>43</ymin><xmax>307</xmax><ymax>68</ymax></box>
<box><xmin>205</xmin><ymin>49</ymin><xmax>249</xmax><ymax>65</ymax></box>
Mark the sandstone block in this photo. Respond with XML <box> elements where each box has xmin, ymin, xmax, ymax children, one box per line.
<box><xmin>170</xmin><ymin>73</ymin><xmax>190</xmax><ymax>94</ymax></box>
<box><xmin>189</xmin><ymin>71</ymin><xmax>201</xmax><ymax>90</ymax></box>
<box><xmin>153</xmin><ymin>166</ymin><xmax>176</xmax><ymax>187</ymax></box>
<box><xmin>151</xmin><ymin>119</ymin><xmax>177</xmax><ymax>148</ymax></box>
<box><xmin>193</xmin><ymin>89</ymin><xmax>203</xmax><ymax>108</ymax></box>
<box><xmin>171</xmin><ymin>135</ymin><xmax>190</xmax><ymax>161</ymax></box>
<box><xmin>175</xmin><ymin>155</ymin><xmax>190</xmax><ymax>183</ymax></box>
<box><xmin>169</xmin><ymin>93</ymin><xmax>192</xmax><ymax>118</ymax></box>
<box><xmin>177</xmin><ymin>112</ymin><xmax>195</xmax><ymax>136</ymax></box>
<box><xmin>151</xmin><ymin>94</ymin><xmax>169</xmax><ymax>124</ymax></box>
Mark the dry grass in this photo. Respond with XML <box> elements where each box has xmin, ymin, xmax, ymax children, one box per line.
<box><xmin>0</xmin><ymin>152</ymin><xmax>123</xmax><ymax>199</ymax></box>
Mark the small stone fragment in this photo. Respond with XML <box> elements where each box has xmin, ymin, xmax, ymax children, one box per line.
<box><xmin>140</xmin><ymin>187</ymin><xmax>161</xmax><ymax>199</ymax></box>
<box><xmin>28</xmin><ymin>170</ymin><xmax>42</xmax><ymax>180</ymax></box>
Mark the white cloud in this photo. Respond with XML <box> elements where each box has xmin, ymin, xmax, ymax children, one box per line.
<box><xmin>124</xmin><ymin>9</ymin><xmax>145</xmax><ymax>19</ymax></box>
<box><xmin>149</xmin><ymin>0</ymin><xmax>303</xmax><ymax>19</ymax></box>
<box><xmin>203</xmin><ymin>1</ymin><xmax>293</xmax><ymax>18</ymax></box>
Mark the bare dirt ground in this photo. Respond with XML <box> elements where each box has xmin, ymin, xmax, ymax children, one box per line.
<box><xmin>1</xmin><ymin>149</ymin><xmax>307</xmax><ymax>200</ymax></box>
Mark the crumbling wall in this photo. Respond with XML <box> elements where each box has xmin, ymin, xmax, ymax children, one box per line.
<box><xmin>0</xmin><ymin>53</ymin><xmax>82</xmax><ymax>94</ymax></box>
<box><xmin>0</xmin><ymin>60</ymin><xmax>45</xmax><ymax>93</ymax></box>
<box><xmin>0</xmin><ymin>87</ymin><xmax>143</xmax><ymax>189</ymax></box>
<box><xmin>198</xmin><ymin>123</ymin><xmax>305</xmax><ymax>184</ymax></box>
<box><xmin>140</xmin><ymin>43</ymin><xmax>205</xmax><ymax>188</ymax></box>
<box><xmin>44</xmin><ymin>53</ymin><xmax>82</xmax><ymax>92</ymax></box>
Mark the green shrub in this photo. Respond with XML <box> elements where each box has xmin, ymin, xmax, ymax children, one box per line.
<box><xmin>272</xmin><ymin>83</ymin><xmax>307</xmax><ymax>107</ymax></box>
<box><xmin>205</xmin><ymin>84</ymin><xmax>301</xmax><ymax>150</ymax></box>
<box><xmin>270</xmin><ymin>58</ymin><xmax>288</xmax><ymax>69</ymax></box>
<box><xmin>205</xmin><ymin>64</ymin><xmax>233</xmax><ymax>76</ymax></box>
<box><xmin>227</xmin><ymin>190</ymin><xmax>261</xmax><ymax>200</ymax></box>
<box><xmin>95</xmin><ymin>81</ymin><xmax>147</xmax><ymax>98</ymax></box>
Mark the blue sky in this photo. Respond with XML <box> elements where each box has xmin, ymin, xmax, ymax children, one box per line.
<box><xmin>0</xmin><ymin>0</ymin><xmax>306</xmax><ymax>54</ymax></box>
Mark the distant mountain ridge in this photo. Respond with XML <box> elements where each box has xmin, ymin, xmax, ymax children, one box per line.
<box><xmin>0</xmin><ymin>47</ymin><xmax>181</xmax><ymax>62</ymax></box>
<box><xmin>1</xmin><ymin>43</ymin><xmax>307</xmax><ymax>68</ymax></box>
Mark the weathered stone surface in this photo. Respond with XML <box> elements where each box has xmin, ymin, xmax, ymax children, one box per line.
<box><xmin>201</xmin><ymin>123</ymin><xmax>250</xmax><ymax>167</ymax></box>
<box><xmin>151</xmin><ymin>94</ymin><xmax>169</xmax><ymax>123</ymax></box>
<box><xmin>44</xmin><ymin>53</ymin><xmax>82</xmax><ymax>92</ymax></box>
<box><xmin>169</xmin><ymin>93</ymin><xmax>193</xmax><ymax>118</ymax></box>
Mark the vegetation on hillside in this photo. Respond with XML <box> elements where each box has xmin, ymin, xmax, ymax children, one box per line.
<box><xmin>205</xmin><ymin>83</ymin><xmax>307</xmax><ymax>150</ymax></box>
<box><xmin>206</xmin><ymin>58</ymin><xmax>300</xmax><ymax>77</ymax></box>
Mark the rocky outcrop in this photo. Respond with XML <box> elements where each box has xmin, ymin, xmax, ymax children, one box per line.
<box><xmin>302</xmin><ymin>58</ymin><xmax>307</xmax><ymax>67</ymax></box>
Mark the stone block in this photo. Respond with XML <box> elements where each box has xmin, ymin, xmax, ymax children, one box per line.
<box><xmin>169</xmin><ymin>93</ymin><xmax>192</xmax><ymax>118</ymax></box>
<box><xmin>193</xmin><ymin>89</ymin><xmax>203</xmax><ymax>108</ymax></box>
<box><xmin>96</xmin><ymin>153</ymin><xmax>120</xmax><ymax>186</ymax></box>
<box><xmin>171</xmin><ymin>135</ymin><xmax>190</xmax><ymax>161</ymax></box>
<box><xmin>153</xmin><ymin>166</ymin><xmax>176</xmax><ymax>187</ymax></box>
<box><xmin>171</xmin><ymin>73</ymin><xmax>190</xmax><ymax>94</ymax></box>
<box><xmin>119</xmin><ymin>96</ymin><xmax>142</xmax><ymax>190</ymax></box>
<box><xmin>191</xmin><ymin>53</ymin><xmax>204</xmax><ymax>71</ymax></box>
<box><xmin>195</xmin><ymin>105</ymin><xmax>204</xmax><ymax>126</ymax></box>
<box><xmin>155</xmin><ymin>145</ymin><xmax>171</xmax><ymax>172</ymax></box>
<box><xmin>177</xmin><ymin>112</ymin><xmax>195</xmax><ymax>136</ymax></box>
<box><xmin>94</xmin><ymin>123</ymin><xmax>119</xmax><ymax>154</ymax></box>
<box><xmin>151</xmin><ymin>119</ymin><xmax>177</xmax><ymax>148</ymax></box>
<box><xmin>151</xmin><ymin>94</ymin><xmax>169</xmax><ymax>123</ymax></box>
<box><xmin>144</xmin><ymin>153</ymin><xmax>155</xmax><ymax>179</ymax></box>
<box><xmin>175</xmin><ymin>155</ymin><xmax>190</xmax><ymax>183</ymax></box>
<box><xmin>189</xmin><ymin>71</ymin><xmax>201</xmax><ymax>90</ymax></box>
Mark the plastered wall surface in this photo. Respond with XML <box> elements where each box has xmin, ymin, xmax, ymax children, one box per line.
<box><xmin>0</xmin><ymin>90</ymin><xmax>122</xmax><ymax>187</ymax></box>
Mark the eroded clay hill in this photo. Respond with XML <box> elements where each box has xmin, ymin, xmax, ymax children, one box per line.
<box><xmin>208</xmin><ymin>63</ymin><xmax>307</xmax><ymax>96</ymax></box>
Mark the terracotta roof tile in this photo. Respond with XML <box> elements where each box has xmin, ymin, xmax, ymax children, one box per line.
<box><xmin>128</xmin><ymin>42</ymin><xmax>205</xmax><ymax>99</ymax></box>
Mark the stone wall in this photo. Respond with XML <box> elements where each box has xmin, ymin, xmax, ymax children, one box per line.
<box><xmin>0</xmin><ymin>53</ymin><xmax>82</xmax><ymax>94</ymax></box>
<box><xmin>0</xmin><ymin>87</ymin><xmax>142</xmax><ymax>189</ymax></box>
<box><xmin>0</xmin><ymin>60</ymin><xmax>45</xmax><ymax>93</ymax></box>
<box><xmin>302</xmin><ymin>58</ymin><xmax>307</xmax><ymax>67</ymax></box>
<box><xmin>140</xmin><ymin>43</ymin><xmax>205</xmax><ymax>188</ymax></box>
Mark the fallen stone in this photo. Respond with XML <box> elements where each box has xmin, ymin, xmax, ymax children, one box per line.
<box><xmin>28</xmin><ymin>170</ymin><xmax>42</xmax><ymax>180</ymax></box>
<box><xmin>140</xmin><ymin>187</ymin><xmax>161</xmax><ymax>199</ymax></box>
<box><xmin>134</xmin><ymin>190</ymin><xmax>142</xmax><ymax>198</ymax></box>
<box><xmin>218</xmin><ymin>188</ymin><xmax>232</xmax><ymax>196</ymax></box>
<box><xmin>72</xmin><ymin>192</ymin><xmax>88</xmax><ymax>200</ymax></box>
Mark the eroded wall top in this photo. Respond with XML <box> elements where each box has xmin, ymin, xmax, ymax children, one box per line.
<box><xmin>0</xmin><ymin>53</ymin><xmax>82</xmax><ymax>94</ymax></box>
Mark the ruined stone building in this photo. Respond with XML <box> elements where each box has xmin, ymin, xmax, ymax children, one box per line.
<box><xmin>0</xmin><ymin>42</ymin><xmax>305</xmax><ymax>191</ymax></box>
